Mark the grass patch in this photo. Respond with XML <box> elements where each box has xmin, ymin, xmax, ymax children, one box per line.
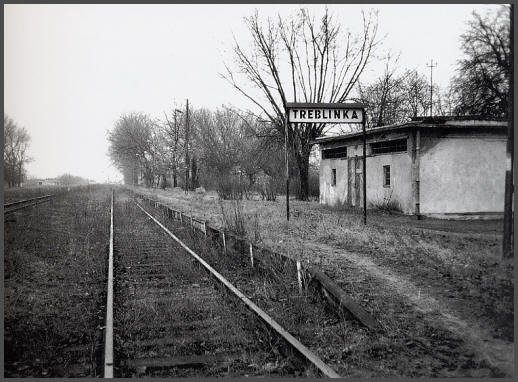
<box><xmin>4</xmin><ymin>185</ymin><xmax>111</xmax><ymax>377</ymax></box>
<box><xmin>129</xmin><ymin>185</ymin><xmax>513</xmax><ymax>344</ymax></box>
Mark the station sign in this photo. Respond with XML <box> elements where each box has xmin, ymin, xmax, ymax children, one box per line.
<box><xmin>287</xmin><ymin>102</ymin><xmax>364</xmax><ymax>124</ymax></box>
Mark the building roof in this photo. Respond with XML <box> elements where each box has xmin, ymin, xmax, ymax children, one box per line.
<box><xmin>312</xmin><ymin>116</ymin><xmax>507</xmax><ymax>145</ymax></box>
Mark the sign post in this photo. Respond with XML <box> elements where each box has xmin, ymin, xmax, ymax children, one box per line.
<box><xmin>285</xmin><ymin>102</ymin><xmax>367</xmax><ymax>223</ymax></box>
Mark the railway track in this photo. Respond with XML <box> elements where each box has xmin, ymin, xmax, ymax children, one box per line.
<box><xmin>4</xmin><ymin>195</ymin><xmax>53</xmax><ymax>215</ymax></box>
<box><xmin>105</xmin><ymin>191</ymin><xmax>340</xmax><ymax>377</ymax></box>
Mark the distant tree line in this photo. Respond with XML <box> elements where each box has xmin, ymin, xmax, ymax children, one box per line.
<box><xmin>55</xmin><ymin>174</ymin><xmax>91</xmax><ymax>185</ymax></box>
<box><xmin>108</xmin><ymin>6</ymin><xmax>509</xmax><ymax>200</ymax></box>
<box><xmin>4</xmin><ymin>114</ymin><xmax>31</xmax><ymax>188</ymax></box>
<box><xmin>108</xmin><ymin>106</ymin><xmax>289</xmax><ymax>200</ymax></box>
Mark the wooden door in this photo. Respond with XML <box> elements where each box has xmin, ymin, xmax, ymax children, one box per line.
<box><xmin>354</xmin><ymin>156</ymin><xmax>363</xmax><ymax>207</ymax></box>
<box><xmin>347</xmin><ymin>158</ymin><xmax>353</xmax><ymax>205</ymax></box>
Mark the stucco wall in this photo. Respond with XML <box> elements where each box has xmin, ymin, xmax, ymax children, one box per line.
<box><xmin>367</xmin><ymin>153</ymin><xmax>413</xmax><ymax>213</ymax></box>
<box><xmin>319</xmin><ymin>147</ymin><xmax>413</xmax><ymax>213</ymax></box>
<box><xmin>319</xmin><ymin>158</ymin><xmax>348</xmax><ymax>206</ymax></box>
<box><xmin>419</xmin><ymin>136</ymin><xmax>506</xmax><ymax>214</ymax></box>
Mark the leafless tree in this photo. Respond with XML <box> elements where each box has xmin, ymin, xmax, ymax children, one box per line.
<box><xmin>356</xmin><ymin>60</ymin><xmax>437</xmax><ymax>127</ymax></box>
<box><xmin>163</xmin><ymin>108</ymin><xmax>184</xmax><ymax>188</ymax></box>
<box><xmin>357</xmin><ymin>53</ymin><xmax>404</xmax><ymax>127</ymax></box>
<box><xmin>108</xmin><ymin>112</ymin><xmax>157</xmax><ymax>187</ymax></box>
<box><xmin>4</xmin><ymin>114</ymin><xmax>32</xmax><ymax>187</ymax></box>
<box><xmin>451</xmin><ymin>5</ymin><xmax>510</xmax><ymax>117</ymax></box>
<box><xmin>222</xmin><ymin>7</ymin><xmax>380</xmax><ymax>200</ymax></box>
<box><xmin>402</xmin><ymin>69</ymin><xmax>430</xmax><ymax>119</ymax></box>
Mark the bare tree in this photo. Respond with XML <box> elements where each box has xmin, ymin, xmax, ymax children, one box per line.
<box><xmin>163</xmin><ymin>108</ymin><xmax>184</xmax><ymax>188</ymax></box>
<box><xmin>107</xmin><ymin>112</ymin><xmax>157</xmax><ymax>187</ymax></box>
<box><xmin>357</xmin><ymin>61</ymin><xmax>439</xmax><ymax>127</ymax></box>
<box><xmin>193</xmin><ymin>108</ymin><xmax>242</xmax><ymax>177</ymax></box>
<box><xmin>4</xmin><ymin>114</ymin><xmax>32</xmax><ymax>187</ymax></box>
<box><xmin>451</xmin><ymin>6</ymin><xmax>510</xmax><ymax>117</ymax></box>
<box><xmin>357</xmin><ymin>53</ymin><xmax>405</xmax><ymax>127</ymax></box>
<box><xmin>402</xmin><ymin>69</ymin><xmax>430</xmax><ymax>119</ymax></box>
<box><xmin>222</xmin><ymin>8</ymin><xmax>380</xmax><ymax>200</ymax></box>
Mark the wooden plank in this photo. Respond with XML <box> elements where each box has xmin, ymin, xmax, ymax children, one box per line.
<box><xmin>137</xmin><ymin>318</ymin><xmax>224</xmax><ymax>331</ymax></box>
<box><xmin>124</xmin><ymin>334</ymin><xmax>244</xmax><ymax>348</ymax></box>
<box><xmin>125</xmin><ymin>263</ymin><xmax>172</xmax><ymax>268</ymax></box>
<box><xmin>307</xmin><ymin>267</ymin><xmax>379</xmax><ymax>331</ymax></box>
<box><xmin>125</xmin><ymin>353</ymin><xmax>240</xmax><ymax>370</ymax></box>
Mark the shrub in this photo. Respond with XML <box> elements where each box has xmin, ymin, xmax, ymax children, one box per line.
<box><xmin>219</xmin><ymin>199</ymin><xmax>247</xmax><ymax>237</ymax></box>
<box><xmin>215</xmin><ymin>174</ymin><xmax>247</xmax><ymax>200</ymax></box>
<box><xmin>255</xmin><ymin>176</ymin><xmax>277</xmax><ymax>201</ymax></box>
<box><xmin>370</xmin><ymin>190</ymin><xmax>402</xmax><ymax>213</ymax></box>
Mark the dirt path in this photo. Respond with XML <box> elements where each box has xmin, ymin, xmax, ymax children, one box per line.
<box><xmin>297</xmin><ymin>241</ymin><xmax>514</xmax><ymax>377</ymax></box>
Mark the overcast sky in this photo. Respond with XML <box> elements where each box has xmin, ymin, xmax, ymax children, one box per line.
<box><xmin>4</xmin><ymin>3</ymin><xmax>500</xmax><ymax>182</ymax></box>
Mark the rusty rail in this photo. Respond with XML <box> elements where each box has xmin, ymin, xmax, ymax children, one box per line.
<box><xmin>104</xmin><ymin>190</ymin><xmax>114</xmax><ymax>378</ymax></box>
<box><xmin>136</xmin><ymin>202</ymin><xmax>342</xmax><ymax>378</ymax></box>
<box><xmin>132</xmin><ymin>191</ymin><xmax>380</xmax><ymax>332</ymax></box>
<box><xmin>4</xmin><ymin>195</ymin><xmax>53</xmax><ymax>214</ymax></box>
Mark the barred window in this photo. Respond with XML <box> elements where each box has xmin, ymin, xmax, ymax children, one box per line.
<box><xmin>331</xmin><ymin>169</ymin><xmax>337</xmax><ymax>186</ymax></box>
<box><xmin>383</xmin><ymin>165</ymin><xmax>390</xmax><ymax>187</ymax></box>
<box><xmin>371</xmin><ymin>138</ymin><xmax>407</xmax><ymax>154</ymax></box>
<box><xmin>322</xmin><ymin>146</ymin><xmax>347</xmax><ymax>159</ymax></box>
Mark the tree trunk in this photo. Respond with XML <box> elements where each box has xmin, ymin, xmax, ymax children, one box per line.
<box><xmin>247</xmin><ymin>173</ymin><xmax>255</xmax><ymax>187</ymax></box>
<box><xmin>160</xmin><ymin>173</ymin><xmax>167</xmax><ymax>189</ymax></box>
<box><xmin>190</xmin><ymin>156</ymin><xmax>199</xmax><ymax>190</ymax></box>
<box><xmin>17</xmin><ymin>163</ymin><xmax>23</xmax><ymax>187</ymax></box>
<box><xmin>295</xmin><ymin>144</ymin><xmax>312</xmax><ymax>201</ymax></box>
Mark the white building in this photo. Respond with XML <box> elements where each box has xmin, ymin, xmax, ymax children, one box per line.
<box><xmin>315</xmin><ymin>116</ymin><xmax>507</xmax><ymax>219</ymax></box>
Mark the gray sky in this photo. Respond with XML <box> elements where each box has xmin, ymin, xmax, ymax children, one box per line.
<box><xmin>4</xmin><ymin>3</ymin><xmax>500</xmax><ymax>182</ymax></box>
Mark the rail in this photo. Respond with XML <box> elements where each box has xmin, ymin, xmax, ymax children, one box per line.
<box><xmin>134</xmin><ymin>192</ymin><xmax>380</xmax><ymax>332</ymax></box>
<box><xmin>136</xmin><ymin>202</ymin><xmax>341</xmax><ymax>378</ymax></box>
<box><xmin>104</xmin><ymin>190</ymin><xmax>114</xmax><ymax>378</ymax></box>
<box><xmin>4</xmin><ymin>195</ymin><xmax>53</xmax><ymax>214</ymax></box>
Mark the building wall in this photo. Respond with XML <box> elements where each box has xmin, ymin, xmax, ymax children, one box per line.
<box><xmin>419</xmin><ymin>135</ymin><xmax>506</xmax><ymax>215</ymax></box>
<box><xmin>366</xmin><ymin>152</ymin><xmax>413</xmax><ymax>213</ymax></box>
<box><xmin>319</xmin><ymin>141</ymin><xmax>413</xmax><ymax>213</ymax></box>
<box><xmin>319</xmin><ymin>157</ymin><xmax>348</xmax><ymax>206</ymax></box>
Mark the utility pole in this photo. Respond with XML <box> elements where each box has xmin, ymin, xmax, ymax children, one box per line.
<box><xmin>284</xmin><ymin>112</ymin><xmax>290</xmax><ymax>221</ymax></box>
<box><xmin>362</xmin><ymin>115</ymin><xmax>367</xmax><ymax>225</ymax></box>
<box><xmin>173</xmin><ymin>108</ymin><xmax>183</xmax><ymax>188</ymax></box>
<box><xmin>184</xmin><ymin>99</ymin><xmax>190</xmax><ymax>194</ymax></box>
<box><xmin>427</xmin><ymin>59</ymin><xmax>437</xmax><ymax>117</ymax></box>
<box><xmin>503</xmin><ymin>4</ymin><xmax>514</xmax><ymax>259</ymax></box>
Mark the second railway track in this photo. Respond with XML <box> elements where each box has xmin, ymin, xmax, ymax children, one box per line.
<box><xmin>4</xmin><ymin>194</ymin><xmax>53</xmax><ymax>215</ymax></box>
<box><xmin>108</xmin><ymin>191</ymin><xmax>337</xmax><ymax>377</ymax></box>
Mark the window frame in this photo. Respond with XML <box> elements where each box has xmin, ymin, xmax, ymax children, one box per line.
<box><xmin>371</xmin><ymin>138</ymin><xmax>408</xmax><ymax>155</ymax></box>
<box><xmin>383</xmin><ymin>165</ymin><xmax>391</xmax><ymax>187</ymax></box>
<box><xmin>331</xmin><ymin>168</ymin><xmax>337</xmax><ymax>186</ymax></box>
<box><xmin>322</xmin><ymin>146</ymin><xmax>347</xmax><ymax>159</ymax></box>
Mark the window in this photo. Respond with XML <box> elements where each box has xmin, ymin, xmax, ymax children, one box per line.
<box><xmin>331</xmin><ymin>169</ymin><xmax>337</xmax><ymax>186</ymax></box>
<box><xmin>383</xmin><ymin>165</ymin><xmax>390</xmax><ymax>187</ymax></box>
<box><xmin>371</xmin><ymin>138</ymin><xmax>407</xmax><ymax>154</ymax></box>
<box><xmin>322</xmin><ymin>146</ymin><xmax>347</xmax><ymax>159</ymax></box>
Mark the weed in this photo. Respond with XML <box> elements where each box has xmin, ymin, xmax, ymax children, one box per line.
<box><xmin>370</xmin><ymin>190</ymin><xmax>402</xmax><ymax>214</ymax></box>
<box><xmin>219</xmin><ymin>199</ymin><xmax>247</xmax><ymax>237</ymax></box>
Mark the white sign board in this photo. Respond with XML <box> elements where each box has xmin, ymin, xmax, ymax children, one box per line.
<box><xmin>287</xmin><ymin>104</ymin><xmax>364</xmax><ymax>124</ymax></box>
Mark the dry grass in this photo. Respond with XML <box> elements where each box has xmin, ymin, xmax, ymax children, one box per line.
<box><xmin>4</xmin><ymin>186</ymin><xmax>111</xmax><ymax>377</ymax></box>
<box><xmin>128</xmin><ymin>185</ymin><xmax>513</xmax><ymax>344</ymax></box>
<box><xmin>141</xmin><ymin>199</ymin><xmax>506</xmax><ymax>377</ymax></box>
